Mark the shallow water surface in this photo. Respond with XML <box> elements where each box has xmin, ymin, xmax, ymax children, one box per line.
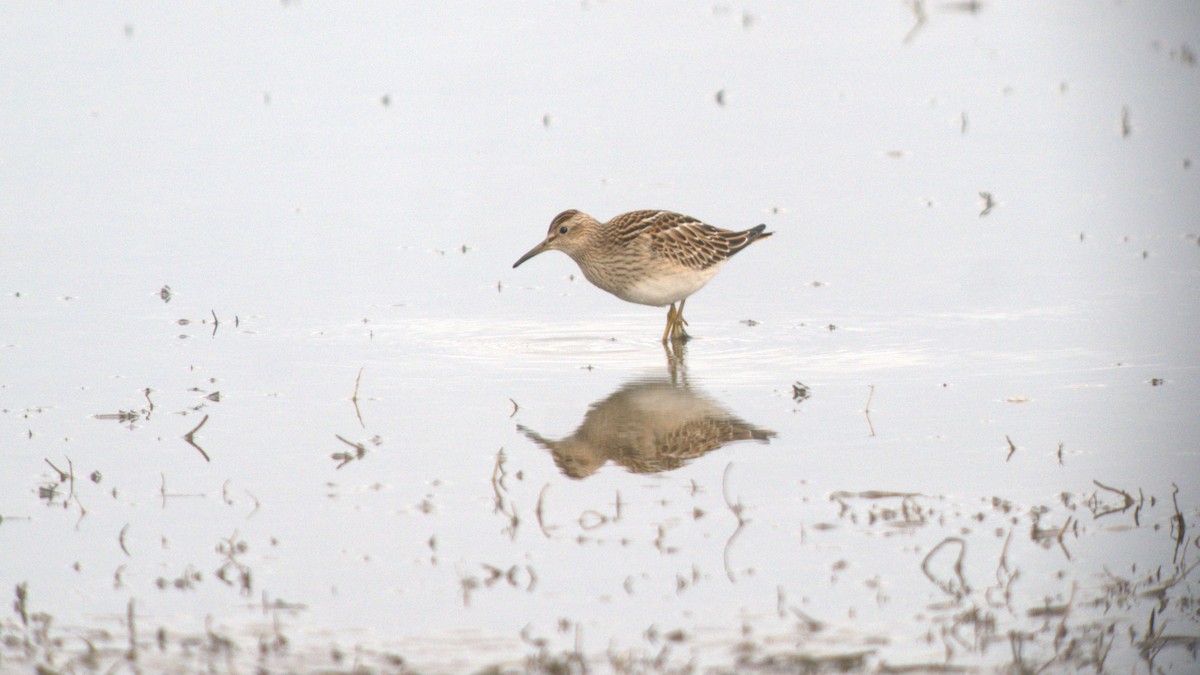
<box><xmin>2</xmin><ymin>2</ymin><xmax>1199</xmax><ymax>673</ymax></box>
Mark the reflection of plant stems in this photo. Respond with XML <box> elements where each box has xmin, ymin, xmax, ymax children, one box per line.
<box><xmin>1054</xmin><ymin>516</ymin><xmax>1073</xmax><ymax>561</ymax></box>
<box><xmin>921</xmin><ymin>536</ymin><xmax>969</xmax><ymax>597</ymax></box>
<box><xmin>989</xmin><ymin>527</ymin><xmax>1016</xmax><ymax>613</ymax></box>
<box><xmin>535</xmin><ymin>484</ymin><xmax>555</xmax><ymax>538</ymax></box>
<box><xmin>864</xmin><ymin>385</ymin><xmax>876</xmax><ymax>437</ymax></box>
<box><xmin>790</xmin><ymin>606</ymin><xmax>825</xmax><ymax>632</ymax></box>
<box><xmin>126</xmin><ymin>598</ymin><xmax>137</xmax><ymax>662</ymax></box>
<box><xmin>1170</xmin><ymin>482</ymin><xmax>1186</xmax><ymax>563</ymax></box>
<box><xmin>722</xmin><ymin>462</ymin><xmax>748</xmax><ymax>582</ymax></box>
<box><xmin>1090</xmin><ymin>479</ymin><xmax>1134</xmax><ymax>518</ymax></box>
<box><xmin>491</xmin><ymin>449</ymin><xmax>507</xmax><ymax>509</ymax></box>
<box><xmin>491</xmin><ymin>449</ymin><xmax>519</xmax><ymax>538</ymax></box>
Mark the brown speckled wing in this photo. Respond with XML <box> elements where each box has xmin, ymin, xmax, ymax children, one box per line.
<box><xmin>607</xmin><ymin>210</ymin><xmax>770</xmax><ymax>270</ymax></box>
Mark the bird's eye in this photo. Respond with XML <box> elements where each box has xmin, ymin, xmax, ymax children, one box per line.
<box><xmin>559</xmin><ymin>226</ymin><xmax>569</xmax><ymax>234</ymax></box>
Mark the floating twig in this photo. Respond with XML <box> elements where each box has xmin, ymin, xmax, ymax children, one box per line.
<box><xmin>245</xmin><ymin>490</ymin><xmax>261</xmax><ymax>519</ymax></box>
<box><xmin>1005</xmin><ymin>435</ymin><xmax>1017</xmax><ymax>462</ymax></box>
<box><xmin>95</xmin><ymin>410</ymin><xmax>140</xmax><ymax>424</ymax></box>
<box><xmin>183</xmin><ymin>415</ymin><xmax>211</xmax><ymax>462</ymax></box>
<box><xmin>351</xmin><ymin>367</ymin><xmax>365</xmax><ymax>428</ymax></box>
<box><xmin>119</xmin><ymin>523</ymin><xmax>131</xmax><ymax>556</ymax></box>
<box><xmin>979</xmin><ymin>191</ymin><xmax>995</xmax><ymax>216</ymax></box>
<box><xmin>332</xmin><ymin>435</ymin><xmax>367</xmax><ymax>469</ymax></box>
<box><xmin>902</xmin><ymin>0</ymin><xmax>928</xmax><ymax>44</ymax></box>
<box><xmin>44</xmin><ymin>458</ymin><xmax>67</xmax><ymax>482</ymax></box>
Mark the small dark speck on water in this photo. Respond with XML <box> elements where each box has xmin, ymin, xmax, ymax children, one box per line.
<box><xmin>792</xmin><ymin>382</ymin><xmax>811</xmax><ymax>402</ymax></box>
<box><xmin>542</xmin><ymin>113</ymin><xmax>551</xmax><ymax>127</ymax></box>
<box><xmin>827</xmin><ymin>324</ymin><xmax>837</xmax><ymax>331</ymax></box>
<box><xmin>741</xmin><ymin>319</ymin><xmax>758</xmax><ymax>327</ymax></box>
<box><xmin>979</xmin><ymin>191</ymin><xmax>995</xmax><ymax>216</ymax></box>
<box><xmin>380</xmin><ymin>94</ymin><xmax>391</xmax><ymax>107</ymax></box>
<box><xmin>1149</xmin><ymin>378</ymin><xmax>1165</xmax><ymax>386</ymax></box>
<box><xmin>1171</xmin><ymin>43</ymin><xmax>1196</xmax><ymax>66</ymax></box>
<box><xmin>715</xmin><ymin>89</ymin><xmax>726</xmax><ymax>106</ymax></box>
<box><xmin>160</xmin><ymin>285</ymin><xmax>172</xmax><ymax>303</ymax></box>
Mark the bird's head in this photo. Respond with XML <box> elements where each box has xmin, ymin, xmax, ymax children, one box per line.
<box><xmin>512</xmin><ymin>210</ymin><xmax>599</xmax><ymax>268</ymax></box>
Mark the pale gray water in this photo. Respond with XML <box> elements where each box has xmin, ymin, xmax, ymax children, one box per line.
<box><xmin>2</xmin><ymin>2</ymin><xmax>1199</xmax><ymax>672</ymax></box>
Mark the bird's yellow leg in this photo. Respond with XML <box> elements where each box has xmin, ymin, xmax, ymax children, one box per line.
<box><xmin>672</xmin><ymin>299</ymin><xmax>689</xmax><ymax>341</ymax></box>
<box><xmin>662</xmin><ymin>299</ymin><xmax>690</xmax><ymax>343</ymax></box>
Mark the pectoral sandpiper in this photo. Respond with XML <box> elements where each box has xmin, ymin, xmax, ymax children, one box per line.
<box><xmin>513</xmin><ymin>210</ymin><xmax>773</xmax><ymax>343</ymax></box>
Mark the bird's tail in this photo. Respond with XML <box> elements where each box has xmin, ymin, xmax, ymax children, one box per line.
<box><xmin>728</xmin><ymin>223</ymin><xmax>773</xmax><ymax>254</ymax></box>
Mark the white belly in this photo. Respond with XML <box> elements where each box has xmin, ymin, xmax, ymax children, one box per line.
<box><xmin>615</xmin><ymin>264</ymin><xmax>722</xmax><ymax>306</ymax></box>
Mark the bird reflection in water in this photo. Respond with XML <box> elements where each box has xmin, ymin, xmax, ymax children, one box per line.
<box><xmin>518</xmin><ymin>352</ymin><xmax>775</xmax><ymax>479</ymax></box>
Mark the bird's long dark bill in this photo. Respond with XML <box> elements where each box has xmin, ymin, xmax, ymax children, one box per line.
<box><xmin>512</xmin><ymin>241</ymin><xmax>549</xmax><ymax>268</ymax></box>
